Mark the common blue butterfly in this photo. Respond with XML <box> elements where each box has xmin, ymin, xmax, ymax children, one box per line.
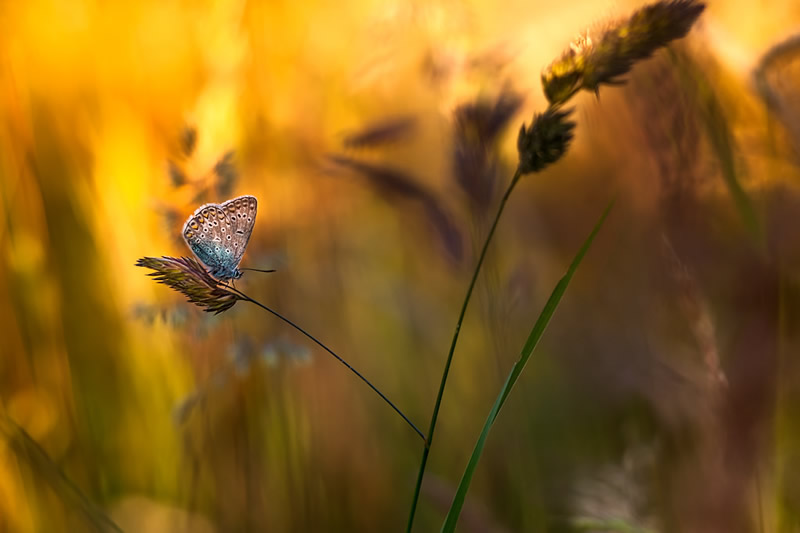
<box><xmin>182</xmin><ymin>195</ymin><xmax>257</xmax><ymax>281</ymax></box>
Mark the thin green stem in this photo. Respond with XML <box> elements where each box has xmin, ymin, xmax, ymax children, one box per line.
<box><xmin>227</xmin><ymin>286</ymin><xmax>427</xmax><ymax>442</ymax></box>
<box><xmin>405</xmin><ymin>168</ymin><xmax>523</xmax><ymax>532</ymax></box>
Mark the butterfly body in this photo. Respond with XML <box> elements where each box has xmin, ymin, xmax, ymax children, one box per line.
<box><xmin>182</xmin><ymin>195</ymin><xmax>257</xmax><ymax>281</ymax></box>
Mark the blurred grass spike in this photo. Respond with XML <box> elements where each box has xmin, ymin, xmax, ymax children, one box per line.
<box><xmin>327</xmin><ymin>154</ymin><xmax>463</xmax><ymax>262</ymax></box>
<box><xmin>453</xmin><ymin>90</ymin><xmax>523</xmax><ymax>210</ymax></box>
<box><xmin>517</xmin><ymin>106</ymin><xmax>576</xmax><ymax>174</ymax></box>
<box><xmin>454</xmin><ymin>90</ymin><xmax>523</xmax><ymax>146</ymax></box>
<box><xmin>180</xmin><ymin>125</ymin><xmax>197</xmax><ymax>157</ymax></box>
<box><xmin>327</xmin><ymin>154</ymin><xmax>431</xmax><ymax>201</ymax></box>
<box><xmin>214</xmin><ymin>151</ymin><xmax>238</xmax><ymax>198</ymax></box>
<box><xmin>167</xmin><ymin>160</ymin><xmax>186</xmax><ymax>187</ymax></box>
<box><xmin>542</xmin><ymin>0</ymin><xmax>705</xmax><ymax>105</ymax></box>
<box><xmin>342</xmin><ymin>115</ymin><xmax>417</xmax><ymax>148</ymax></box>
<box><xmin>136</xmin><ymin>256</ymin><xmax>241</xmax><ymax>314</ymax></box>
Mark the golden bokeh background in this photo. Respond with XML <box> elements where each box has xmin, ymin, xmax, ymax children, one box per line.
<box><xmin>2</xmin><ymin>0</ymin><xmax>800</xmax><ymax>531</ymax></box>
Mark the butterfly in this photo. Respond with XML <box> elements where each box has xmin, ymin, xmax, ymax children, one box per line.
<box><xmin>182</xmin><ymin>195</ymin><xmax>257</xmax><ymax>281</ymax></box>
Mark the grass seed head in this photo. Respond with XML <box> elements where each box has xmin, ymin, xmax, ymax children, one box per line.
<box><xmin>542</xmin><ymin>0</ymin><xmax>706</xmax><ymax>105</ymax></box>
<box><xmin>517</xmin><ymin>106</ymin><xmax>576</xmax><ymax>174</ymax></box>
<box><xmin>136</xmin><ymin>256</ymin><xmax>241</xmax><ymax>314</ymax></box>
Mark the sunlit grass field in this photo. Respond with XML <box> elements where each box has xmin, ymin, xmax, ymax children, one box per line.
<box><xmin>2</xmin><ymin>0</ymin><xmax>800</xmax><ymax>531</ymax></box>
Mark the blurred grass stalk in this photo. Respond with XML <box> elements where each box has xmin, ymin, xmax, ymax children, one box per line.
<box><xmin>404</xmin><ymin>1</ymin><xmax>706</xmax><ymax>531</ymax></box>
<box><xmin>0</xmin><ymin>416</ymin><xmax>123</xmax><ymax>533</ymax></box>
<box><xmin>669</xmin><ymin>48</ymin><xmax>762</xmax><ymax>244</ymax></box>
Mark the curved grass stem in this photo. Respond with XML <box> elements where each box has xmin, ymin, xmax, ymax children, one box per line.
<box><xmin>227</xmin><ymin>286</ymin><xmax>427</xmax><ymax>442</ymax></box>
<box><xmin>405</xmin><ymin>167</ymin><xmax>523</xmax><ymax>532</ymax></box>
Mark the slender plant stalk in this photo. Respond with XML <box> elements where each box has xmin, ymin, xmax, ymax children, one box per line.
<box><xmin>441</xmin><ymin>199</ymin><xmax>614</xmax><ymax>531</ymax></box>
<box><xmin>405</xmin><ymin>167</ymin><xmax>522</xmax><ymax>532</ymax></box>
<box><xmin>227</xmin><ymin>285</ymin><xmax>427</xmax><ymax>442</ymax></box>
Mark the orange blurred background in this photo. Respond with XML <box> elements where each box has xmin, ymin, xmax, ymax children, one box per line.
<box><xmin>2</xmin><ymin>0</ymin><xmax>800</xmax><ymax>531</ymax></box>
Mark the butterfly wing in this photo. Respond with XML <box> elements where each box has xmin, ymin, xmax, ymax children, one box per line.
<box><xmin>183</xmin><ymin>202</ymin><xmax>235</xmax><ymax>279</ymax></box>
<box><xmin>182</xmin><ymin>195</ymin><xmax>257</xmax><ymax>279</ymax></box>
<box><xmin>220</xmin><ymin>195</ymin><xmax>257</xmax><ymax>267</ymax></box>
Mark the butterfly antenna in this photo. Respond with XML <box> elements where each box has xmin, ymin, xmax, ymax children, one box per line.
<box><xmin>240</xmin><ymin>268</ymin><xmax>277</xmax><ymax>274</ymax></box>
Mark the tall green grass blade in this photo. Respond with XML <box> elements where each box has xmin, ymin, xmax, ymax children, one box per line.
<box><xmin>441</xmin><ymin>198</ymin><xmax>615</xmax><ymax>532</ymax></box>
